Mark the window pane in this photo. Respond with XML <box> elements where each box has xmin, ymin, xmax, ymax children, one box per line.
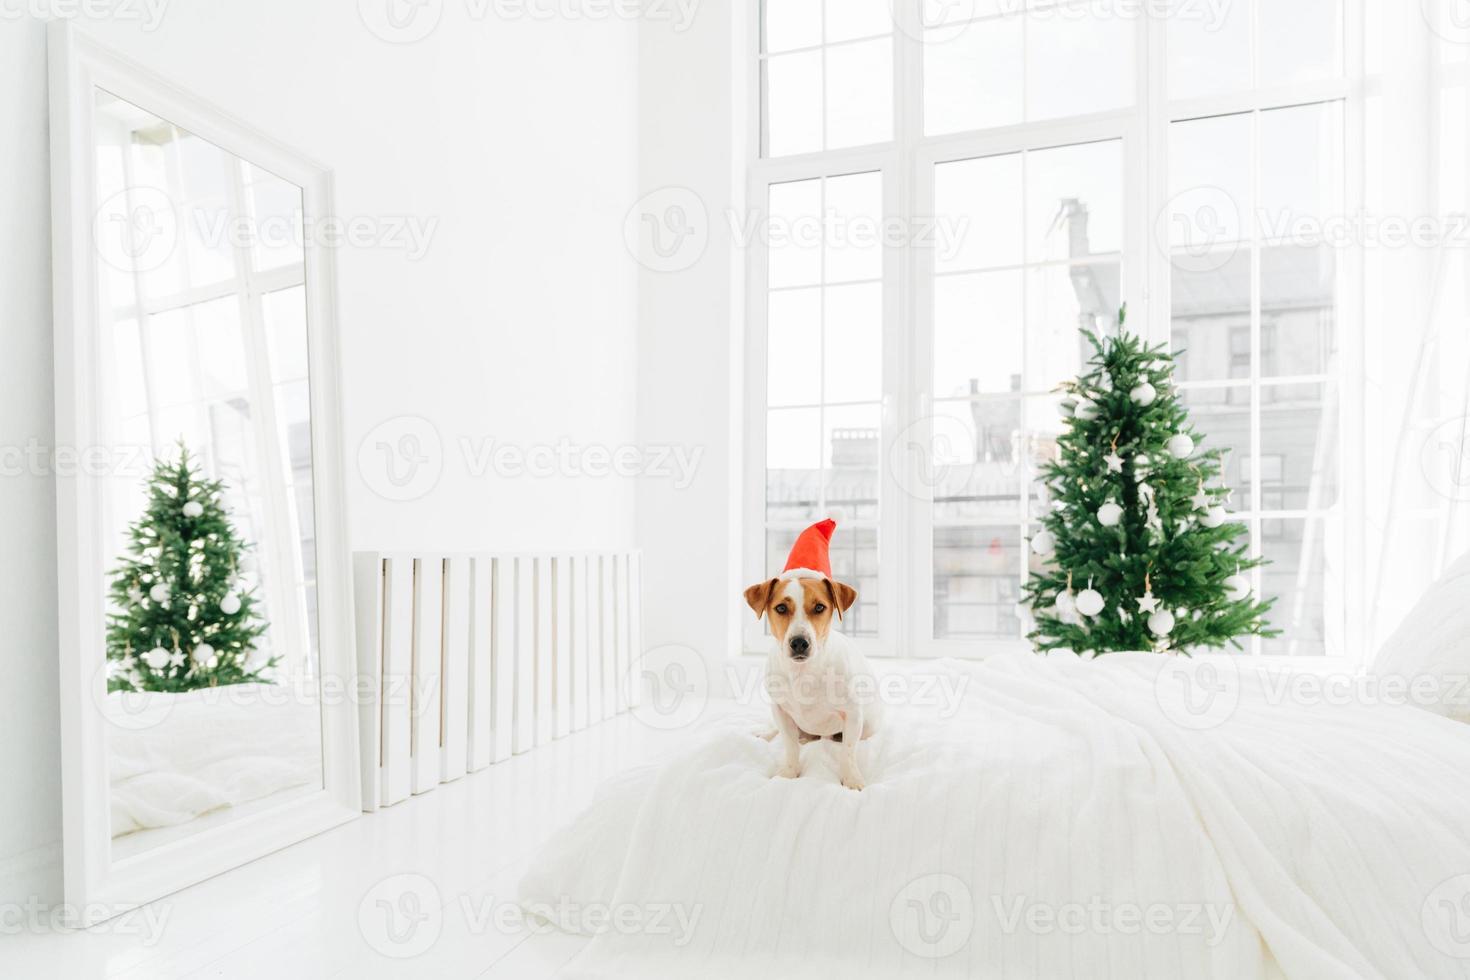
<box><xmin>1261</xmin><ymin>381</ymin><xmax>1339</xmax><ymax>510</ymax></box>
<box><xmin>275</xmin><ymin>378</ymin><xmax>313</xmax><ymax>482</ymax></box>
<box><xmin>1182</xmin><ymin>385</ymin><xmax>1252</xmax><ymax>506</ymax></box>
<box><xmin>768</xmin><ymin>178</ymin><xmax>822</xmax><ymax>288</ymax></box>
<box><xmin>826</xmin><ymin>39</ymin><xmax>893</xmax><ymax>149</ymax></box>
<box><xmin>1259</xmin><ymin>0</ymin><xmax>1341</xmax><ymax>87</ymax></box>
<box><xmin>767</xmin><ymin>287</ymin><xmax>822</xmax><ymax>406</ymax></box>
<box><xmin>934</xmin><ymin>269</ymin><xmax>1023</xmax><ymax>398</ymax></box>
<box><xmin>183</xmin><ymin>200</ymin><xmax>234</xmax><ymax>285</ymax></box>
<box><xmin>933</xmin><ymin>153</ymin><xmax>1023</xmax><ymax>273</ymax></box>
<box><xmin>923</xmin><ymin>17</ymin><xmax>1023</xmax><ymax>135</ymax></box>
<box><xmin>1025</xmin><ymin>4</ymin><xmax>1133</xmax><ymax>121</ymax></box>
<box><xmin>934</xmin><ymin>525</ymin><xmax>1021</xmax><ymax>639</ymax></box>
<box><xmin>764</xmin><ymin>0</ymin><xmax>822</xmax><ymax>52</ymax></box>
<box><xmin>922</xmin><ymin>0</ymin><xmax>1009</xmax><ymax>26</ymax></box>
<box><xmin>767</xmin><ymin>407</ymin><xmax>821</xmax><ymax>521</ymax></box>
<box><xmin>127</xmin><ymin>126</ymin><xmax>170</xmax><ymax>188</ymax></box>
<box><xmin>144</xmin><ymin>308</ymin><xmax>199</xmax><ymax>409</ymax></box>
<box><xmin>177</xmin><ymin>130</ymin><xmax>230</xmax><ymax>203</ymax></box>
<box><xmin>1023</xmin><ymin>395</ymin><xmax>1065</xmax><ymax>515</ymax></box>
<box><xmin>1166</xmin><ymin>0</ymin><xmax>1250</xmax><ymax>100</ymax></box>
<box><xmin>128</xmin><ymin>182</ymin><xmax>187</xmax><ymax>299</ymax></box>
<box><xmin>824</xmin><ymin>283</ymin><xmax>883</xmax><ymax>403</ymax></box>
<box><xmin>112</xmin><ymin>319</ymin><xmax>147</xmax><ymax>419</ymax></box>
<box><xmin>263</xmin><ymin>285</ymin><xmax>309</xmax><ymax>383</ymax></box>
<box><xmin>765</xmin><ymin>528</ymin><xmax>788</xmax><ymax>581</ymax></box>
<box><xmin>1171</xmin><ymin>249</ymin><xmax>1251</xmax><ymax>383</ymax></box>
<box><xmin>765</xmin><ymin>51</ymin><xmax>823</xmax><ymax>157</ymax></box>
<box><xmin>1260</xmin><ymin>244</ymin><xmax>1336</xmax><ymax>378</ymax></box>
<box><xmin>1168</xmin><ymin>114</ymin><xmax>1251</xmax><ymax>250</ymax></box>
<box><xmin>825</xmin><ymin>0</ymin><xmax>890</xmax><ymax>42</ymax></box>
<box><xmin>1025</xmin><ymin>261</ymin><xmax>1120</xmax><ymax>390</ymax></box>
<box><xmin>194</xmin><ymin>296</ymin><xmax>248</xmax><ymax>399</ymax></box>
<box><xmin>248</xmin><ymin>175</ymin><xmax>305</xmax><ymax>272</ymax></box>
<box><xmin>824</xmin><ymin>404</ymin><xmax>881</xmax><ymax>521</ymax></box>
<box><xmin>961</xmin><ymin>397</ymin><xmax>1023</xmax><ymax>469</ymax></box>
<box><xmin>1258</xmin><ymin>102</ymin><xmax>1343</xmax><ymax>240</ymax></box>
<box><xmin>831</xmin><ymin>525</ymin><xmax>879</xmax><ymax>635</ymax></box>
<box><xmin>1026</xmin><ymin>140</ymin><xmax>1124</xmax><ymax>263</ymax></box>
<box><xmin>1260</xmin><ymin>518</ymin><xmax>1334</xmax><ymax>656</ymax></box>
<box><xmin>824</xmin><ymin>170</ymin><xmax>882</xmax><ymax>283</ymax></box>
<box><xmin>152</xmin><ymin>403</ymin><xmax>208</xmax><ymax>454</ymax></box>
<box><xmin>931</xmin><ymin>398</ymin><xmax>1025</xmax><ymax>523</ymax></box>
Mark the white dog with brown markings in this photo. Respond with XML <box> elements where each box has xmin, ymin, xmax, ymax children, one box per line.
<box><xmin>744</xmin><ymin>519</ymin><xmax>882</xmax><ymax>791</ymax></box>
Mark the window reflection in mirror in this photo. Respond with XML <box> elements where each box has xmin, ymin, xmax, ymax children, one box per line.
<box><xmin>92</xmin><ymin>89</ymin><xmax>322</xmax><ymax>858</ymax></box>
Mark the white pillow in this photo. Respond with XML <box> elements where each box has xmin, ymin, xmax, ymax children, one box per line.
<box><xmin>1372</xmin><ymin>550</ymin><xmax>1470</xmax><ymax>722</ymax></box>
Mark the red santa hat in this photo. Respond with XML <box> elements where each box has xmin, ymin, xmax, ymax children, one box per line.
<box><xmin>782</xmin><ymin>518</ymin><xmax>837</xmax><ymax>580</ymax></box>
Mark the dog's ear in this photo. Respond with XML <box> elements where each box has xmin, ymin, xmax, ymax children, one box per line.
<box><xmin>824</xmin><ymin>579</ymin><xmax>858</xmax><ymax>621</ymax></box>
<box><xmin>743</xmin><ymin>578</ymin><xmax>780</xmax><ymax>619</ymax></box>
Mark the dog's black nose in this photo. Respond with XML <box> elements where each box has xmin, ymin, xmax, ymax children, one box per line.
<box><xmin>789</xmin><ymin>636</ymin><xmax>809</xmax><ymax>657</ymax></box>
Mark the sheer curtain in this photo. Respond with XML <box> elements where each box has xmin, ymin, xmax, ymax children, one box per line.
<box><xmin>1364</xmin><ymin>0</ymin><xmax>1470</xmax><ymax>655</ymax></box>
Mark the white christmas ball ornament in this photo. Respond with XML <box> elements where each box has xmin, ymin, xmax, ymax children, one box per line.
<box><xmin>1075</xmin><ymin>400</ymin><xmax>1099</xmax><ymax>421</ymax></box>
<box><xmin>1097</xmin><ymin>502</ymin><xmax>1124</xmax><ymax>527</ymax></box>
<box><xmin>182</xmin><ymin>500</ymin><xmax>204</xmax><ymax>518</ymax></box>
<box><xmin>220</xmin><ymin>592</ymin><xmax>242</xmax><ymax>615</ymax></box>
<box><xmin>191</xmin><ymin>642</ymin><xmax>216</xmax><ymax>665</ymax></box>
<box><xmin>1054</xmin><ymin>590</ymin><xmax>1076</xmax><ymax>617</ymax></box>
<box><xmin>1030</xmin><ymin>529</ymin><xmax>1055</xmax><ymax>556</ymax></box>
<box><xmin>1148</xmin><ymin>609</ymin><xmax>1176</xmax><ymax>637</ymax></box>
<box><xmin>1130</xmin><ymin>382</ymin><xmax>1157</xmax><ymax>406</ymax></box>
<box><xmin>1167</xmin><ymin>433</ymin><xmax>1195</xmax><ymax>459</ymax></box>
<box><xmin>149</xmin><ymin>582</ymin><xmax>170</xmax><ymax>603</ymax></box>
<box><xmin>1200</xmin><ymin>506</ymin><xmax>1228</xmax><ymax>529</ymax></box>
<box><xmin>143</xmin><ymin>646</ymin><xmax>170</xmax><ymax>670</ymax></box>
<box><xmin>1075</xmin><ymin>588</ymin><xmax>1105</xmax><ymax>617</ymax></box>
<box><xmin>1224</xmin><ymin>574</ymin><xmax>1251</xmax><ymax>601</ymax></box>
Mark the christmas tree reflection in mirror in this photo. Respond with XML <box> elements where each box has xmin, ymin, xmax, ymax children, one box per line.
<box><xmin>92</xmin><ymin>89</ymin><xmax>322</xmax><ymax>859</ymax></box>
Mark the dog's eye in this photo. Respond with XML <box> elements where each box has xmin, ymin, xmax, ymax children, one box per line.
<box><xmin>812</xmin><ymin>603</ymin><xmax>826</xmax><ymax>614</ymax></box>
<box><xmin>773</xmin><ymin>604</ymin><xmax>789</xmax><ymax>615</ymax></box>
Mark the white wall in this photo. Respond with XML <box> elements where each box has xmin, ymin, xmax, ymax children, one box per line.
<box><xmin>0</xmin><ymin>14</ymin><xmax>63</xmax><ymax>908</ymax></box>
<box><xmin>634</xmin><ymin>0</ymin><xmax>747</xmax><ymax>694</ymax></box>
<box><xmin>0</xmin><ymin>2</ymin><xmax>641</xmax><ymax>906</ymax></box>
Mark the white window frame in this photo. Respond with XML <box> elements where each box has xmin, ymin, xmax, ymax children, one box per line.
<box><xmin>743</xmin><ymin>0</ymin><xmax>1366</xmax><ymax>664</ymax></box>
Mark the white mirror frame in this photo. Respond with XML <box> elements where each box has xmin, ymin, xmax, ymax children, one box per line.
<box><xmin>48</xmin><ymin>21</ymin><xmax>360</xmax><ymax>923</ymax></box>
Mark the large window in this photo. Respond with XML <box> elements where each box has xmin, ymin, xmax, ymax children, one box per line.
<box><xmin>746</xmin><ymin>0</ymin><xmax>1353</xmax><ymax>658</ymax></box>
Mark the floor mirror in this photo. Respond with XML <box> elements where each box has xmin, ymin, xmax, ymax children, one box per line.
<box><xmin>48</xmin><ymin>22</ymin><xmax>359</xmax><ymax>923</ymax></box>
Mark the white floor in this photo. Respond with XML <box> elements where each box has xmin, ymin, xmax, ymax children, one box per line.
<box><xmin>7</xmin><ymin>705</ymin><xmax>738</xmax><ymax>979</ymax></box>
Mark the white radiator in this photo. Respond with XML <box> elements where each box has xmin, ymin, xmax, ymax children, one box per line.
<box><xmin>351</xmin><ymin>550</ymin><xmax>642</xmax><ymax>811</ymax></box>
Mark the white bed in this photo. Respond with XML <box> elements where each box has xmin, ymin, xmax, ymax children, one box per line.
<box><xmin>107</xmin><ymin>682</ymin><xmax>322</xmax><ymax>840</ymax></box>
<box><xmin>521</xmin><ymin>652</ymin><xmax>1470</xmax><ymax>979</ymax></box>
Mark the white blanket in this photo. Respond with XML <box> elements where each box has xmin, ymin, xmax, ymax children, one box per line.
<box><xmin>521</xmin><ymin>652</ymin><xmax>1470</xmax><ymax>979</ymax></box>
<box><xmin>108</xmin><ymin>682</ymin><xmax>321</xmax><ymax>837</ymax></box>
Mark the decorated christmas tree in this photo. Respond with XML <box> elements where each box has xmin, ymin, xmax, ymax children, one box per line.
<box><xmin>1022</xmin><ymin>307</ymin><xmax>1276</xmax><ymax>654</ymax></box>
<box><xmin>106</xmin><ymin>443</ymin><xmax>273</xmax><ymax>692</ymax></box>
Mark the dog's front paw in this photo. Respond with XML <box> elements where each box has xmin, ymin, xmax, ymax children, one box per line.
<box><xmin>775</xmin><ymin>763</ymin><xmax>801</xmax><ymax>779</ymax></box>
<box><xmin>840</xmin><ymin>766</ymin><xmax>866</xmax><ymax>791</ymax></box>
